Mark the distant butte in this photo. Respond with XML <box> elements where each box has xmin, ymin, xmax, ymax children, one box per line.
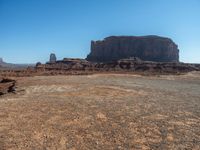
<box><xmin>86</xmin><ymin>35</ymin><xmax>179</xmax><ymax>62</ymax></box>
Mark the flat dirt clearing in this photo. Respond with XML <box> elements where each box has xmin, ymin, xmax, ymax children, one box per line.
<box><xmin>0</xmin><ymin>72</ymin><xmax>200</xmax><ymax>150</ymax></box>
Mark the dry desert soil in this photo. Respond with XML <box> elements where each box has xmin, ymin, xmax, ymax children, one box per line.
<box><xmin>0</xmin><ymin>72</ymin><xmax>200</xmax><ymax>150</ymax></box>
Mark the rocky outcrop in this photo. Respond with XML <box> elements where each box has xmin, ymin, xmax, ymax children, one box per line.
<box><xmin>49</xmin><ymin>53</ymin><xmax>57</xmax><ymax>63</ymax></box>
<box><xmin>87</xmin><ymin>36</ymin><xmax>179</xmax><ymax>62</ymax></box>
<box><xmin>1</xmin><ymin>58</ymin><xmax>199</xmax><ymax>77</ymax></box>
<box><xmin>33</xmin><ymin>57</ymin><xmax>200</xmax><ymax>75</ymax></box>
<box><xmin>94</xmin><ymin>59</ymin><xmax>199</xmax><ymax>73</ymax></box>
<box><xmin>0</xmin><ymin>78</ymin><xmax>16</xmax><ymax>95</ymax></box>
<box><xmin>40</xmin><ymin>58</ymin><xmax>93</xmax><ymax>71</ymax></box>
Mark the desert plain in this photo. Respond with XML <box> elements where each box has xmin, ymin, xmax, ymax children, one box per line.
<box><xmin>0</xmin><ymin>72</ymin><xmax>200</xmax><ymax>150</ymax></box>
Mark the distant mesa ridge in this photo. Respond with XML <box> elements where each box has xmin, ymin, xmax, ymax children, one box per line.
<box><xmin>0</xmin><ymin>57</ymin><xmax>33</xmax><ymax>69</ymax></box>
<box><xmin>86</xmin><ymin>35</ymin><xmax>179</xmax><ymax>62</ymax></box>
<box><xmin>0</xmin><ymin>58</ymin><xmax>3</xmax><ymax>63</ymax></box>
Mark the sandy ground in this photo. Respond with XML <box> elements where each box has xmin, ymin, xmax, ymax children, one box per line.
<box><xmin>0</xmin><ymin>72</ymin><xmax>200</xmax><ymax>150</ymax></box>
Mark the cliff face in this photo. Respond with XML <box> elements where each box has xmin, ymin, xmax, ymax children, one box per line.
<box><xmin>86</xmin><ymin>36</ymin><xmax>179</xmax><ymax>62</ymax></box>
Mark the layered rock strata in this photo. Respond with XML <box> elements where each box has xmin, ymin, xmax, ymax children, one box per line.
<box><xmin>87</xmin><ymin>36</ymin><xmax>179</xmax><ymax>62</ymax></box>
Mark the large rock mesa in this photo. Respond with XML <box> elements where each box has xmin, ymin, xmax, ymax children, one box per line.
<box><xmin>86</xmin><ymin>36</ymin><xmax>179</xmax><ymax>62</ymax></box>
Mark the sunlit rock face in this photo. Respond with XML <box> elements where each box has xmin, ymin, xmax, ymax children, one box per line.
<box><xmin>86</xmin><ymin>36</ymin><xmax>179</xmax><ymax>62</ymax></box>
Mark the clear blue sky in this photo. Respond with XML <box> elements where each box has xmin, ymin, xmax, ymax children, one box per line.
<box><xmin>0</xmin><ymin>0</ymin><xmax>200</xmax><ymax>63</ymax></box>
